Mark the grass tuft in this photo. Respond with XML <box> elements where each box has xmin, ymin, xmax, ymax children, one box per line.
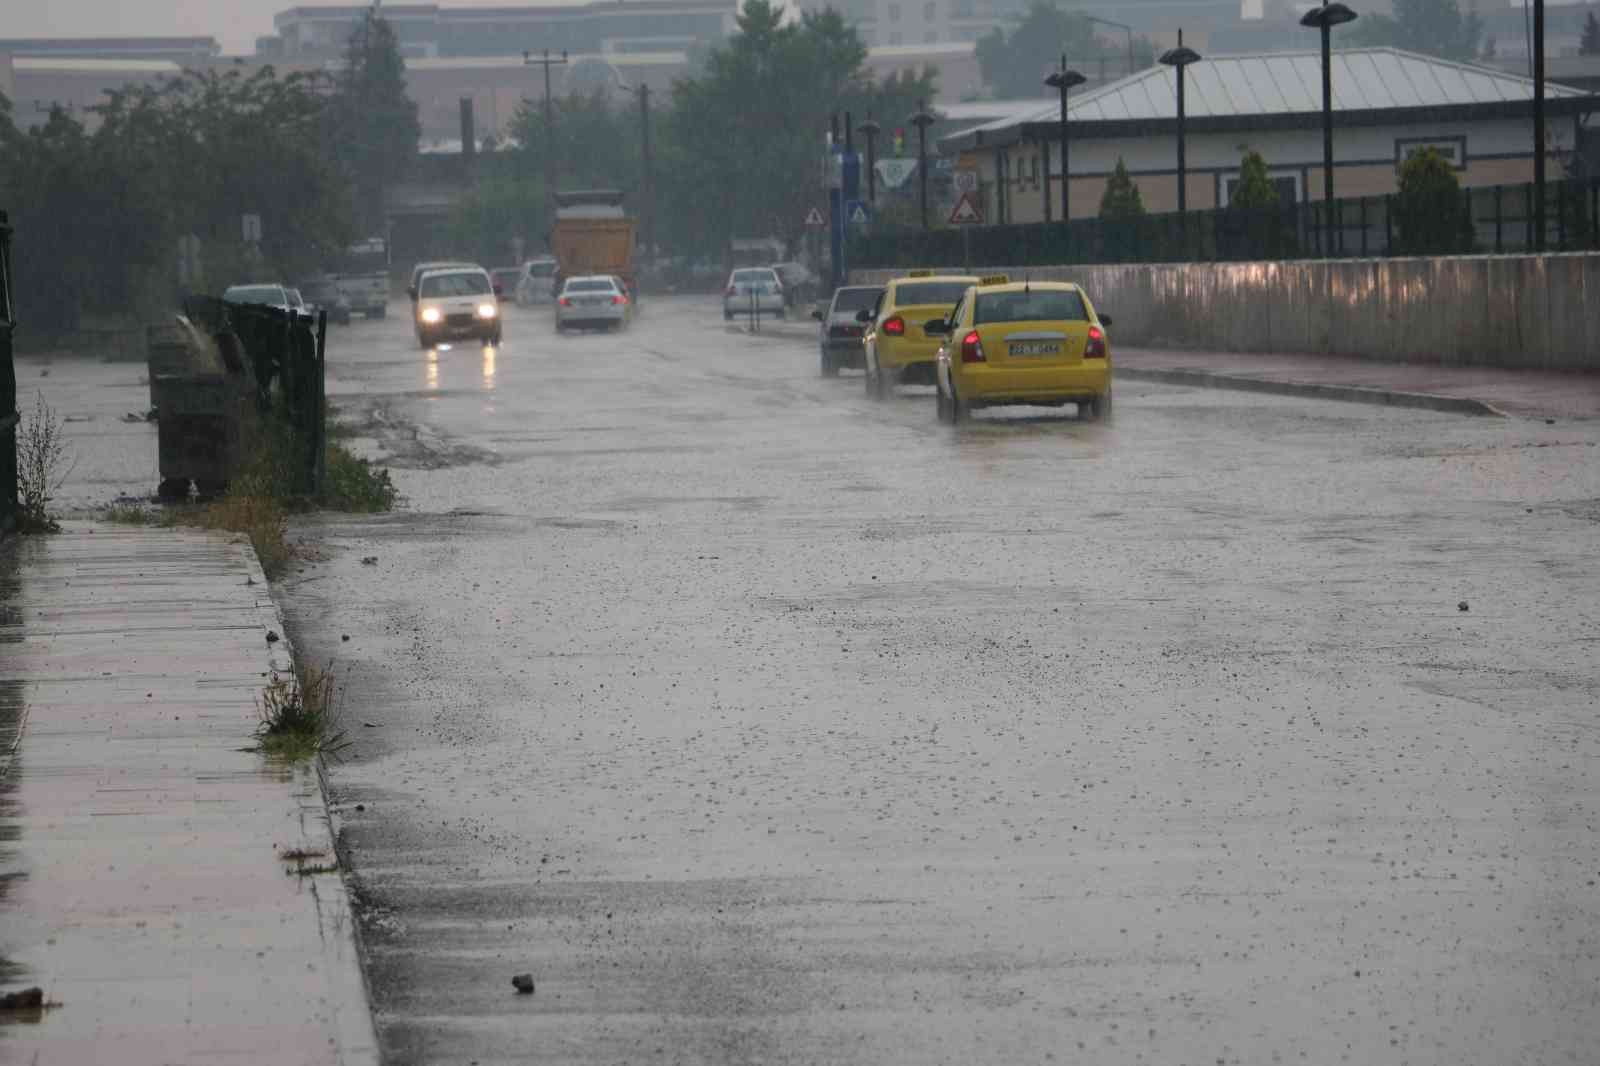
<box><xmin>322</xmin><ymin>443</ymin><xmax>398</xmax><ymax>513</ymax></box>
<box><xmin>254</xmin><ymin>662</ymin><xmax>352</xmax><ymax>763</ymax></box>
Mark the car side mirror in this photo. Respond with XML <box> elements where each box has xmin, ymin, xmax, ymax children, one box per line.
<box><xmin>811</xmin><ymin>308</ymin><xmax>825</xmax><ymax>321</ymax></box>
<box><xmin>923</xmin><ymin>318</ymin><xmax>948</xmax><ymax>335</ymax></box>
<box><xmin>855</xmin><ymin>309</ymin><xmax>873</xmax><ymax>324</ymax></box>
<box><xmin>406</xmin><ymin>286</ymin><xmax>417</xmax><ymax>299</ymax></box>
<box><xmin>1099</xmin><ymin>314</ymin><xmax>1114</xmax><ymax>327</ymax></box>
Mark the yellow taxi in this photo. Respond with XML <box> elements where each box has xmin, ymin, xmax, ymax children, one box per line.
<box><xmin>861</xmin><ymin>271</ymin><xmax>980</xmax><ymax>399</ymax></box>
<box><xmin>932</xmin><ymin>279</ymin><xmax>1113</xmax><ymax>422</ymax></box>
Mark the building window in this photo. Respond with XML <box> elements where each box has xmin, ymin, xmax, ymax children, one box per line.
<box><xmin>953</xmin><ymin>0</ymin><xmax>973</xmax><ymax>15</ymax></box>
<box><xmin>887</xmin><ymin>2</ymin><xmax>901</xmax><ymax>21</ymax></box>
<box><xmin>924</xmin><ymin>1</ymin><xmax>938</xmax><ymax>19</ymax></box>
<box><xmin>1395</xmin><ymin>136</ymin><xmax>1467</xmax><ymax>170</ymax></box>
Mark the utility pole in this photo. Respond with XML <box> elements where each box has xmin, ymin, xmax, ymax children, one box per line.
<box><xmin>639</xmin><ymin>83</ymin><xmax>654</xmax><ymax>262</ymax></box>
<box><xmin>1533</xmin><ymin>0</ymin><xmax>1546</xmax><ymax>251</ymax></box>
<box><xmin>523</xmin><ymin>49</ymin><xmax>568</xmax><ymax>216</ymax></box>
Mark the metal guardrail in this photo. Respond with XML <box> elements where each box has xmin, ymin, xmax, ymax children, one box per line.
<box><xmin>1</xmin><ymin>210</ymin><xmax>17</xmax><ymax>537</ymax></box>
<box><xmin>849</xmin><ymin>178</ymin><xmax>1600</xmax><ymax>269</ymax></box>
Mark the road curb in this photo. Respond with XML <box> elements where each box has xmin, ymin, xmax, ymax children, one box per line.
<box><xmin>244</xmin><ymin>544</ymin><xmax>383</xmax><ymax>1066</ymax></box>
<box><xmin>1115</xmin><ymin>366</ymin><xmax>1506</xmax><ymax>417</ymax></box>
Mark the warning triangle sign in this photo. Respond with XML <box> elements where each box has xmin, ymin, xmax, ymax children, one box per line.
<box><xmin>804</xmin><ymin>206</ymin><xmax>826</xmax><ymax>227</ymax></box>
<box><xmin>848</xmin><ymin>203</ymin><xmax>869</xmax><ymax>224</ymax></box>
<box><xmin>948</xmin><ymin>193</ymin><xmax>984</xmax><ymax>226</ymax></box>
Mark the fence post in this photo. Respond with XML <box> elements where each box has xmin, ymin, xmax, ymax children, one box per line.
<box><xmin>1494</xmin><ymin>184</ymin><xmax>1503</xmax><ymax>253</ymax></box>
<box><xmin>313</xmin><ymin>309</ymin><xmax>327</xmax><ymax>497</ymax></box>
<box><xmin>1556</xmin><ymin>181</ymin><xmax>1567</xmax><ymax>249</ymax></box>
<box><xmin>1383</xmin><ymin>195</ymin><xmax>1393</xmax><ymax>254</ymax></box>
<box><xmin>1525</xmin><ymin>183</ymin><xmax>1534</xmax><ymax>251</ymax></box>
<box><xmin>1359</xmin><ymin>196</ymin><xmax>1368</xmax><ymax>256</ymax></box>
<box><xmin>0</xmin><ymin>210</ymin><xmax>15</xmax><ymax>537</ymax></box>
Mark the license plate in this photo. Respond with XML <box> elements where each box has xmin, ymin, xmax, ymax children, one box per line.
<box><xmin>1009</xmin><ymin>342</ymin><xmax>1060</xmax><ymax>357</ymax></box>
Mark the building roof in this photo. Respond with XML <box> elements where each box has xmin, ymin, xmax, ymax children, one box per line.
<box><xmin>942</xmin><ymin>47</ymin><xmax>1597</xmax><ymax>151</ymax></box>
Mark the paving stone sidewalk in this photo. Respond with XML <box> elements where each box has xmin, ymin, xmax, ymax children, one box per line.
<box><xmin>0</xmin><ymin>523</ymin><xmax>376</xmax><ymax>1065</ymax></box>
<box><xmin>1114</xmin><ymin>347</ymin><xmax>1600</xmax><ymax>419</ymax></box>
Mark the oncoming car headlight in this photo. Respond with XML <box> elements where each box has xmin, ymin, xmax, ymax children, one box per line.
<box><xmin>476</xmin><ymin>302</ymin><xmax>498</xmax><ymax>319</ymax></box>
<box><xmin>419</xmin><ymin>307</ymin><xmax>442</xmax><ymax>324</ymax></box>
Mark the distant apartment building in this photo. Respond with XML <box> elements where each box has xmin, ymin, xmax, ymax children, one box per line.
<box><xmin>0</xmin><ymin>37</ymin><xmax>220</xmax><ymax>62</ymax></box>
<box><xmin>261</xmin><ymin>1</ymin><xmax>738</xmax><ymax>60</ymax></box>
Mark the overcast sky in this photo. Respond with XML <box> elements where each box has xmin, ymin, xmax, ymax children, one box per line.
<box><xmin>9</xmin><ymin>0</ymin><xmax>584</xmax><ymax>57</ymax></box>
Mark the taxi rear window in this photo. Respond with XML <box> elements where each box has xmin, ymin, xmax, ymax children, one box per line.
<box><xmin>975</xmin><ymin>290</ymin><xmax>1087</xmax><ymax>325</ymax></box>
<box><xmin>895</xmin><ymin>282</ymin><xmax>969</xmax><ymax>307</ymax></box>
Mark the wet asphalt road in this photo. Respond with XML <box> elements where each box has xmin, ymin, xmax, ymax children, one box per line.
<box><xmin>276</xmin><ymin>296</ymin><xmax>1600</xmax><ymax>1065</ymax></box>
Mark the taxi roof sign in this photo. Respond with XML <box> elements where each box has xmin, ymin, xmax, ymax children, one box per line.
<box><xmin>978</xmin><ymin>274</ymin><xmax>1010</xmax><ymax>286</ymax></box>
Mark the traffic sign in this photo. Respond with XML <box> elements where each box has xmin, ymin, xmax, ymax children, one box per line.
<box><xmin>948</xmin><ymin>193</ymin><xmax>984</xmax><ymax>225</ymax></box>
<box><xmin>241</xmin><ymin>213</ymin><xmax>262</xmax><ymax>243</ymax></box>
<box><xmin>875</xmin><ymin>158</ymin><xmax>917</xmax><ymax>189</ymax></box>
<box><xmin>804</xmin><ymin>206</ymin><xmax>826</xmax><ymax>228</ymax></box>
<box><xmin>952</xmin><ymin>168</ymin><xmax>979</xmax><ymax>194</ymax></box>
<box><xmin>846</xmin><ymin>201</ymin><xmax>871</xmax><ymax>225</ymax></box>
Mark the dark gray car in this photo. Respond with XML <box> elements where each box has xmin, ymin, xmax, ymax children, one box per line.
<box><xmin>812</xmin><ymin>285</ymin><xmax>883</xmax><ymax>377</ymax></box>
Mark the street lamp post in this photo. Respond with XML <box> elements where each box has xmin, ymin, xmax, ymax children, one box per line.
<box><xmin>1300</xmin><ymin>3</ymin><xmax>1358</xmax><ymax>256</ymax></box>
<box><xmin>1158</xmin><ymin>32</ymin><xmax>1201</xmax><ymax>220</ymax></box>
<box><xmin>910</xmin><ymin>102</ymin><xmax>935</xmax><ymax>231</ymax></box>
<box><xmin>859</xmin><ymin>117</ymin><xmax>882</xmax><ymax>205</ymax></box>
<box><xmin>1044</xmin><ymin>59</ymin><xmax>1087</xmax><ymax>226</ymax></box>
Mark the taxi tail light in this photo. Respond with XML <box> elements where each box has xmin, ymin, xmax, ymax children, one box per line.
<box><xmin>1085</xmin><ymin>325</ymin><xmax>1107</xmax><ymax>358</ymax></box>
<box><xmin>882</xmin><ymin>315</ymin><xmax>906</xmax><ymax>336</ymax></box>
<box><xmin>559</xmin><ymin>296</ymin><xmax>573</xmax><ymax>307</ymax></box>
<box><xmin>612</xmin><ymin>294</ymin><xmax>628</xmax><ymax>305</ymax></box>
<box><xmin>960</xmin><ymin>330</ymin><xmax>985</xmax><ymax>363</ymax></box>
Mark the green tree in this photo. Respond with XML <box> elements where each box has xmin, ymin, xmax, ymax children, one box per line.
<box><xmin>1099</xmin><ymin>157</ymin><xmax>1145</xmax><ymax>219</ymax></box>
<box><xmin>976</xmin><ymin>2</ymin><xmax>1152</xmax><ymax>98</ymax></box>
<box><xmin>1230</xmin><ymin>150</ymin><xmax>1279</xmax><ymax>210</ymax></box>
<box><xmin>1349</xmin><ymin>0</ymin><xmax>1483</xmax><ymax>62</ymax></box>
<box><xmin>328</xmin><ymin>11</ymin><xmax>421</xmax><ymax>231</ymax></box>
<box><xmin>1391</xmin><ymin>148</ymin><xmax>1474</xmax><ymax>254</ymax></box>
<box><xmin>1581</xmin><ymin>12</ymin><xmax>1600</xmax><ymax>55</ymax></box>
<box><xmin>664</xmin><ymin>1</ymin><xmax>882</xmax><ymax>252</ymax></box>
<box><xmin>507</xmin><ymin>89</ymin><xmax>641</xmax><ymax>196</ymax></box>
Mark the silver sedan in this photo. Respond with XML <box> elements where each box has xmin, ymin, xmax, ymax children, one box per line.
<box><xmin>555</xmin><ymin>276</ymin><xmax>631</xmax><ymax>332</ymax></box>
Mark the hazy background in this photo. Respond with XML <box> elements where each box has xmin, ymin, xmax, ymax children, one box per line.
<box><xmin>9</xmin><ymin>0</ymin><xmax>582</xmax><ymax>56</ymax></box>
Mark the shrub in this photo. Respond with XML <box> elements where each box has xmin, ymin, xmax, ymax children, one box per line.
<box><xmin>1392</xmin><ymin>148</ymin><xmax>1475</xmax><ymax>255</ymax></box>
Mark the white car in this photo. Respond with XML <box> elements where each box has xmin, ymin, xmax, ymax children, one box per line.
<box><xmin>516</xmin><ymin>257</ymin><xmax>559</xmax><ymax>305</ymax></box>
<box><xmin>414</xmin><ymin>266</ymin><xmax>501</xmax><ymax>348</ymax></box>
<box><xmin>556</xmin><ymin>275</ymin><xmax>631</xmax><ymax>332</ymax></box>
<box><xmin>222</xmin><ymin>283</ymin><xmax>294</xmax><ymax>312</ymax></box>
<box><xmin>723</xmin><ymin>268</ymin><xmax>784</xmax><ymax>321</ymax></box>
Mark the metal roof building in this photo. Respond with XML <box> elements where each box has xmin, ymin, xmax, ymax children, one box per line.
<box><xmin>943</xmin><ymin>48</ymin><xmax>1595</xmax><ymax>152</ymax></box>
<box><xmin>934</xmin><ymin>48</ymin><xmax>1599</xmax><ymax>225</ymax></box>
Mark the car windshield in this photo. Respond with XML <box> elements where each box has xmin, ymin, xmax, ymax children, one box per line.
<box><xmin>565</xmin><ymin>279</ymin><xmax>616</xmax><ymax>293</ymax></box>
<box><xmin>733</xmin><ymin>270</ymin><xmax>776</xmax><ymax>284</ymax></box>
<box><xmin>832</xmin><ymin>288</ymin><xmax>882</xmax><ymax>313</ymax></box>
<box><xmin>528</xmin><ymin>262</ymin><xmax>557</xmax><ymax>277</ymax></box>
<box><xmin>974</xmin><ymin>289</ymin><xmax>1088</xmax><ymax>325</ymax></box>
<box><xmin>225</xmin><ymin>286</ymin><xmax>283</xmax><ymax>305</ymax></box>
<box><xmin>895</xmin><ymin>282</ymin><xmax>970</xmax><ymax>307</ymax></box>
<box><xmin>420</xmin><ymin>273</ymin><xmax>491</xmax><ymax>297</ymax></box>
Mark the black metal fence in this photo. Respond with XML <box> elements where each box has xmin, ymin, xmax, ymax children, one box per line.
<box><xmin>182</xmin><ymin>295</ymin><xmax>327</xmax><ymax>497</ymax></box>
<box><xmin>1</xmin><ymin>212</ymin><xmax>16</xmax><ymax>537</ymax></box>
<box><xmin>849</xmin><ymin>178</ymin><xmax>1600</xmax><ymax>270</ymax></box>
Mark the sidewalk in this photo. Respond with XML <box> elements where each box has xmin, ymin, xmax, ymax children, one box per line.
<box><xmin>0</xmin><ymin>523</ymin><xmax>377</xmax><ymax>1065</ymax></box>
<box><xmin>1114</xmin><ymin>347</ymin><xmax>1600</xmax><ymax>419</ymax></box>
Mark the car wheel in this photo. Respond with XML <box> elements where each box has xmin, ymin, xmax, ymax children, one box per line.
<box><xmin>417</xmin><ymin>332</ymin><xmax>431</xmax><ymax>350</ymax></box>
<box><xmin>723</xmin><ymin>310</ymin><xmax>733</xmax><ymax>322</ymax></box>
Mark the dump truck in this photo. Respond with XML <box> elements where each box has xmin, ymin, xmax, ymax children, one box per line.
<box><xmin>550</xmin><ymin>190</ymin><xmax>636</xmax><ymax>298</ymax></box>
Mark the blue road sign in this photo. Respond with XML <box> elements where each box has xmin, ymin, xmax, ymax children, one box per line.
<box><xmin>846</xmin><ymin>200</ymin><xmax>872</xmax><ymax>225</ymax></box>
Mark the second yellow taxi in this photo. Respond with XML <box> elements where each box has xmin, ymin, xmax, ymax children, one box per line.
<box><xmin>931</xmin><ymin>279</ymin><xmax>1113</xmax><ymax>422</ymax></box>
<box><xmin>861</xmin><ymin>272</ymin><xmax>980</xmax><ymax>400</ymax></box>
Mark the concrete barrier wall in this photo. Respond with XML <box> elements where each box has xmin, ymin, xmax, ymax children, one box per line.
<box><xmin>852</xmin><ymin>252</ymin><xmax>1600</xmax><ymax>371</ymax></box>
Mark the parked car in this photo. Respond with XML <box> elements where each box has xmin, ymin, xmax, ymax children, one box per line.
<box><xmin>297</xmin><ymin>276</ymin><xmax>353</xmax><ymax>324</ymax></box>
<box><xmin>723</xmin><ymin>267</ymin><xmax>784</xmax><ymax>321</ymax></box>
<box><xmin>490</xmin><ymin>267</ymin><xmax>524</xmax><ymax>303</ymax></box>
<box><xmin>555</xmin><ymin>275</ymin><xmax>631</xmax><ymax>332</ymax></box>
<box><xmin>772</xmin><ymin>261</ymin><xmax>816</xmax><ymax>309</ymax></box>
<box><xmin>811</xmin><ymin>285</ymin><xmax>883</xmax><ymax>376</ymax></box>
<box><xmin>222</xmin><ymin>283</ymin><xmax>294</xmax><ymax>312</ymax></box>
<box><xmin>414</xmin><ymin>266</ymin><xmax>501</xmax><ymax>348</ymax></box>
